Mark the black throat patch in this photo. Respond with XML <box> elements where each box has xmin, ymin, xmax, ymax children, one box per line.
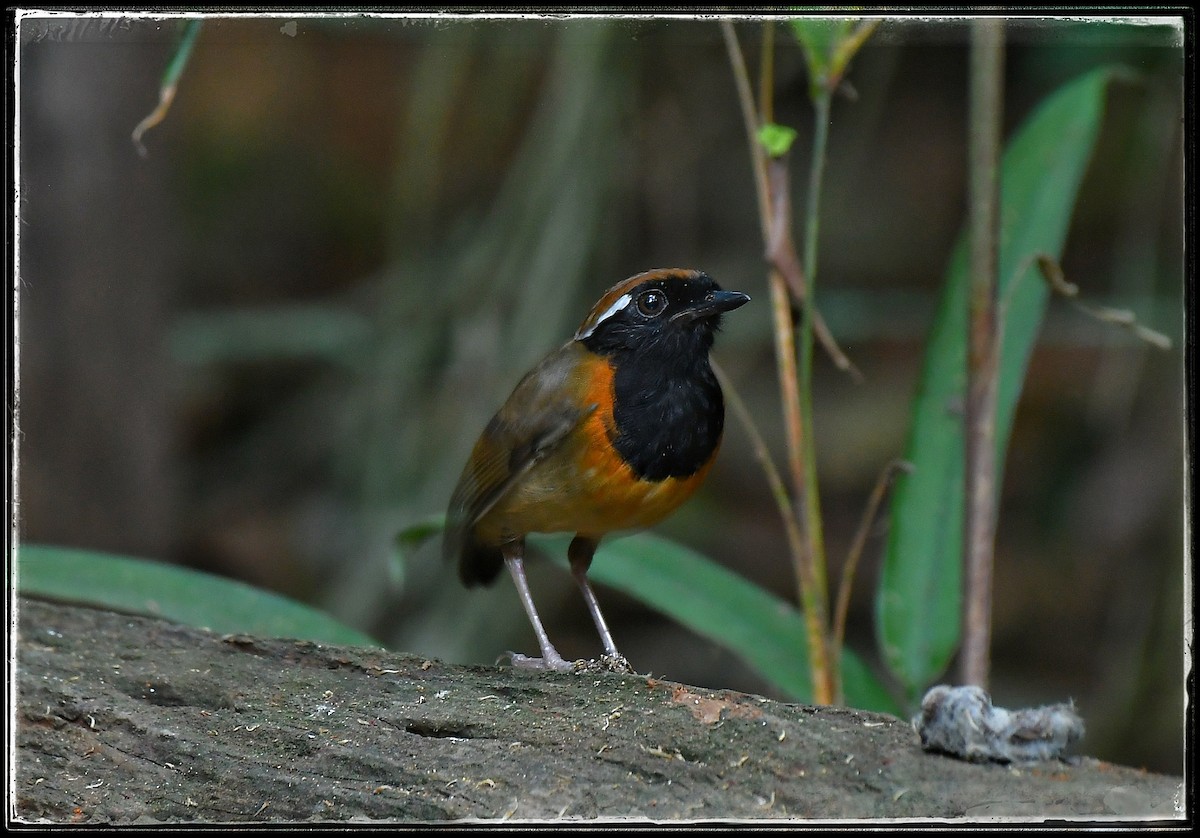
<box><xmin>607</xmin><ymin>345</ymin><xmax>724</xmax><ymax>482</ymax></box>
<box><xmin>577</xmin><ymin>272</ymin><xmax>734</xmax><ymax>482</ymax></box>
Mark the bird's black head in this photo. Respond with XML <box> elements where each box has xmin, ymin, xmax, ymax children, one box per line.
<box><xmin>574</xmin><ymin>269</ymin><xmax>749</xmax><ymax>481</ymax></box>
<box><xmin>575</xmin><ymin>269</ymin><xmax>749</xmax><ymax>360</ymax></box>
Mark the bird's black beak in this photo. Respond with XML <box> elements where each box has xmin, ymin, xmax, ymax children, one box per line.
<box><xmin>672</xmin><ymin>290</ymin><xmax>751</xmax><ymax>323</ymax></box>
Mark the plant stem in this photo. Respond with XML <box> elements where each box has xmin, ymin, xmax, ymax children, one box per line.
<box><xmin>721</xmin><ymin>21</ymin><xmax>834</xmax><ymax>704</ymax></box>
<box><xmin>961</xmin><ymin>17</ymin><xmax>1005</xmax><ymax>689</ymax></box>
<box><xmin>793</xmin><ymin>85</ymin><xmax>835</xmax><ymax>701</ymax></box>
<box><xmin>800</xmin><ymin>90</ymin><xmax>832</xmax><ymax>610</ymax></box>
<box><xmin>758</xmin><ymin>21</ymin><xmax>776</xmax><ymax>124</ymax></box>
<box><xmin>721</xmin><ymin>21</ymin><xmax>772</xmax><ymax>236</ymax></box>
<box><xmin>132</xmin><ymin>20</ymin><xmax>202</xmax><ymax>156</ymax></box>
<box><xmin>712</xmin><ymin>361</ymin><xmax>808</xmax><ymax>584</ymax></box>
<box><xmin>832</xmin><ymin>459</ymin><xmax>911</xmax><ymax>701</ymax></box>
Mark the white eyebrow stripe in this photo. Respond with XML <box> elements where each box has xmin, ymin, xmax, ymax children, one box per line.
<box><xmin>575</xmin><ymin>292</ymin><xmax>632</xmax><ymax>340</ymax></box>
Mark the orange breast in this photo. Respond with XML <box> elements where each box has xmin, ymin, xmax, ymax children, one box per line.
<box><xmin>475</xmin><ymin>355</ymin><xmax>714</xmax><ymax>544</ymax></box>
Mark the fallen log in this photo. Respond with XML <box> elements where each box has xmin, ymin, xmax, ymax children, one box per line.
<box><xmin>12</xmin><ymin>598</ymin><xmax>1183</xmax><ymax>824</ymax></box>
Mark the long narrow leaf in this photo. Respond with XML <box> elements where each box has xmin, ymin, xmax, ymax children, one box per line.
<box><xmin>876</xmin><ymin>68</ymin><xmax>1118</xmax><ymax>703</ymax></box>
<box><xmin>132</xmin><ymin>19</ymin><xmax>202</xmax><ymax>155</ymax></box>
<box><xmin>536</xmin><ymin>532</ymin><xmax>900</xmax><ymax>715</ymax></box>
<box><xmin>17</xmin><ymin>544</ymin><xmax>380</xmax><ymax>648</ymax></box>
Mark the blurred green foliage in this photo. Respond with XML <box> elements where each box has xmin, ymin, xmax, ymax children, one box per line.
<box><xmin>18</xmin><ymin>545</ymin><xmax>379</xmax><ymax>647</ymax></box>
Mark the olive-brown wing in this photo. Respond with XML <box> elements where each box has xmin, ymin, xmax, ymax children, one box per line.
<box><xmin>443</xmin><ymin>342</ymin><xmax>594</xmax><ymax>584</ymax></box>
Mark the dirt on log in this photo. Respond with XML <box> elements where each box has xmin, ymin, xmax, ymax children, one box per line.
<box><xmin>12</xmin><ymin>598</ymin><xmax>1184</xmax><ymax>825</ymax></box>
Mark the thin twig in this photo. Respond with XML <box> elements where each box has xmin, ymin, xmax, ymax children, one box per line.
<box><xmin>960</xmin><ymin>18</ymin><xmax>1005</xmax><ymax>689</ymax></box>
<box><xmin>767</xmin><ymin>273</ymin><xmax>808</xmax><ymax>539</ymax></box>
<box><xmin>766</xmin><ymin>160</ymin><xmax>863</xmax><ymax>381</ymax></box>
<box><xmin>721</xmin><ymin>21</ymin><xmax>772</xmax><ymax>237</ymax></box>
<box><xmin>797</xmin><ymin>90</ymin><xmax>833</xmax><ymax>619</ymax></box>
<box><xmin>829</xmin><ymin>20</ymin><xmax>882</xmax><ymax>92</ymax></box>
<box><xmin>131</xmin><ymin>84</ymin><xmax>178</xmax><ymax>158</ymax></box>
<box><xmin>131</xmin><ymin>20</ymin><xmax>202</xmax><ymax>157</ymax></box>
<box><xmin>1036</xmin><ymin>254</ymin><xmax>1172</xmax><ymax>350</ymax></box>
<box><xmin>758</xmin><ymin>21</ymin><xmax>776</xmax><ymax>125</ymax></box>
<box><xmin>712</xmin><ymin>361</ymin><xmax>807</xmax><ymax>581</ymax></box>
<box><xmin>831</xmin><ymin>459</ymin><xmax>913</xmax><ymax>695</ymax></box>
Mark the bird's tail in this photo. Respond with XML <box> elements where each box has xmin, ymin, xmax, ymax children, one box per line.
<box><xmin>443</xmin><ymin>518</ymin><xmax>504</xmax><ymax>588</ymax></box>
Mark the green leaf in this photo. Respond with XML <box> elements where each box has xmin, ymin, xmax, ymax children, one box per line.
<box><xmin>535</xmin><ymin>532</ymin><xmax>901</xmax><ymax>715</ymax></box>
<box><xmin>392</xmin><ymin>515</ymin><xmax>448</xmax><ymax>591</ymax></box>
<box><xmin>789</xmin><ymin>17</ymin><xmax>875</xmax><ymax>99</ymax></box>
<box><xmin>876</xmin><ymin>68</ymin><xmax>1118</xmax><ymax>702</ymax></box>
<box><xmin>789</xmin><ymin>18</ymin><xmax>854</xmax><ymax>70</ymax></box>
<box><xmin>163</xmin><ymin>19</ymin><xmax>202</xmax><ymax>93</ymax></box>
<box><xmin>17</xmin><ymin>544</ymin><xmax>381</xmax><ymax>648</ymax></box>
<box><xmin>132</xmin><ymin>20</ymin><xmax>202</xmax><ymax>155</ymax></box>
<box><xmin>759</xmin><ymin>122</ymin><xmax>799</xmax><ymax>158</ymax></box>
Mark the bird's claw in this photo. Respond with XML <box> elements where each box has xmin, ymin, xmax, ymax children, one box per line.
<box><xmin>499</xmin><ymin>651</ymin><xmax>635</xmax><ymax>675</ymax></box>
<box><xmin>504</xmin><ymin>651</ymin><xmax>577</xmax><ymax>672</ymax></box>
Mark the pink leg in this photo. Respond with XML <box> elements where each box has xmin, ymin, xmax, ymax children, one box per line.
<box><xmin>569</xmin><ymin>536</ymin><xmax>622</xmax><ymax>660</ymax></box>
<box><xmin>503</xmin><ymin>542</ymin><xmax>573</xmax><ymax>672</ymax></box>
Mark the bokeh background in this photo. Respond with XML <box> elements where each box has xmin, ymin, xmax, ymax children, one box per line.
<box><xmin>15</xmin><ymin>13</ymin><xmax>1186</xmax><ymax>774</ymax></box>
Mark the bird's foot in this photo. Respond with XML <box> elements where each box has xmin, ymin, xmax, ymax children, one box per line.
<box><xmin>503</xmin><ymin>650</ymin><xmax>577</xmax><ymax>672</ymax></box>
<box><xmin>598</xmin><ymin>653</ymin><xmax>635</xmax><ymax>674</ymax></box>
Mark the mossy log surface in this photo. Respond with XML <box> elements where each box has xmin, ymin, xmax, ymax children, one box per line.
<box><xmin>13</xmin><ymin>598</ymin><xmax>1183</xmax><ymax>824</ymax></box>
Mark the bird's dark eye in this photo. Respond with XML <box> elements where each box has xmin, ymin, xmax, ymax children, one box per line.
<box><xmin>636</xmin><ymin>289</ymin><xmax>667</xmax><ymax>317</ymax></box>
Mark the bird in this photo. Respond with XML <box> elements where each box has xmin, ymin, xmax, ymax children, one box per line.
<box><xmin>443</xmin><ymin>268</ymin><xmax>749</xmax><ymax>671</ymax></box>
